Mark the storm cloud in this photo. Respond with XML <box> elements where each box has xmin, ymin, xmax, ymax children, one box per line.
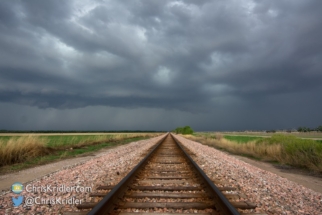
<box><xmin>0</xmin><ymin>0</ymin><xmax>321</xmax><ymax>131</ymax></box>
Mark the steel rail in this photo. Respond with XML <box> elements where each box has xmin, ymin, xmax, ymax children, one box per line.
<box><xmin>171</xmin><ymin>133</ymin><xmax>240</xmax><ymax>215</ymax></box>
<box><xmin>87</xmin><ymin>133</ymin><xmax>168</xmax><ymax>215</ymax></box>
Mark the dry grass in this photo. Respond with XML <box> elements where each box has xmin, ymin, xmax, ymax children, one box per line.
<box><xmin>0</xmin><ymin>133</ymin><xmax>160</xmax><ymax>167</ymax></box>
<box><xmin>0</xmin><ymin>136</ymin><xmax>50</xmax><ymax>166</ymax></box>
<box><xmin>183</xmin><ymin>134</ymin><xmax>322</xmax><ymax>172</ymax></box>
<box><xmin>207</xmin><ymin>138</ymin><xmax>282</xmax><ymax>160</ymax></box>
<box><xmin>0</xmin><ymin>132</ymin><xmax>154</xmax><ymax>136</ymax></box>
<box><xmin>214</xmin><ymin>133</ymin><xmax>223</xmax><ymax>140</ymax></box>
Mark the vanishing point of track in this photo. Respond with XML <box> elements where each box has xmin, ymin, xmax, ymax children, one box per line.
<box><xmin>71</xmin><ymin>133</ymin><xmax>263</xmax><ymax>215</ymax></box>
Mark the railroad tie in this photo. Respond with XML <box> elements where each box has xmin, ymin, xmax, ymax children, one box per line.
<box><xmin>72</xmin><ymin>134</ymin><xmax>264</xmax><ymax>215</ymax></box>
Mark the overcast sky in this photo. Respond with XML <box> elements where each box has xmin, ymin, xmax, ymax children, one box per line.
<box><xmin>0</xmin><ymin>0</ymin><xmax>321</xmax><ymax>131</ymax></box>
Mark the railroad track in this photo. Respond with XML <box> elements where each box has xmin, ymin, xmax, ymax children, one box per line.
<box><xmin>67</xmin><ymin>133</ymin><xmax>264</xmax><ymax>215</ymax></box>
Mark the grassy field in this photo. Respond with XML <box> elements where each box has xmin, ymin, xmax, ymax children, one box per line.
<box><xmin>184</xmin><ymin>133</ymin><xmax>322</xmax><ymax>172</ymax></box>
<box><xmin>0</xmin><ymin>133</ymin><xmax>160</xmax><ymax>173</ymax></box>
<box><xmin>220</xmin><ymin>131</ymin><xmax>322</xmax><ymax>139</ymax></box>
<box><xmin>223</xmin><ymin>135</ymin><xmax>264</xmax><ymax>143</ymax></box>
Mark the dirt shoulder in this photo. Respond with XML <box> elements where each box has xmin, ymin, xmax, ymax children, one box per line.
<box><xmin>231</xmin><ymin>154</ymin><xmax>322</xmax><ymax>194</ymax></box>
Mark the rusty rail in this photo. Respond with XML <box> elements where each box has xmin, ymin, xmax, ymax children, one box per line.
<box><xmin>171</xmin><ymin>134</ymin><xmax>239</xmax><ymax>215</ymax></box>
<box><xmin>87</xmin><ymin>134</ymin><xmax>167</xmax><ymax>215</ymax></box>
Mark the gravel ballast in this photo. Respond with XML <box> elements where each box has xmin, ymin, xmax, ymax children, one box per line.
<box><xmin>174</xmin><ymin>134</ymin><xmax>322</xmax><ymax>215</ymax></box>
<box><xmin>0</xmin><ymin>134</ymin><xmax>166</xmax><ymax>215</ymax></box>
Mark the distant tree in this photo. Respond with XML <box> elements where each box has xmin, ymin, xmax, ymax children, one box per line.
<box><xmin>172</xmin><ymin>127</ymin><xmax>180</xmax><ymax>134</ymax></box>
<box><xmin>174</xmin><ymin>127</ymin><xmax>183</xmax><ymax>134</ymax></box>
<box><xmin>182</xmin><ymin>126</ymin><xmax>193</xmax><ymax>134</ymax></box>
<box><xmin>317</xmin><ymin>126</ymin><xmax>322</xmax><ymax>132</ymax></box>
<box><xmin>298</xmin><ymin>127</ymin><xmax>313</xmax><ymax>132</ymax></box>
<box><xmin>173</xmin><ymin>126</ymin><xmax>193</xmax><ymax>134</ymax></box>
<box><xmin>266</xmin><ymin>130</ymin><xmax>276</xmax><ymax>133</ymax></box>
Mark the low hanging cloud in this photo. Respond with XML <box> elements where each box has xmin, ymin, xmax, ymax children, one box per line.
<box><xmin>0</xmin><ymin>0</ymin><xmax>322</xmax><ymax>130</ymax></box>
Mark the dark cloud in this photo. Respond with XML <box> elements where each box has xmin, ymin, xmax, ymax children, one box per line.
<box><xmin>0</xmin><ymin>0</ymin><xmax>321</xmax><ymax>130</ymax></box>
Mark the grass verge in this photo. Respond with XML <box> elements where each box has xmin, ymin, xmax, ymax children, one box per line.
<box><xmin>183</xmin><ymin>133</ymin><xmax>322</xmax><ymax>173</ymax></box>
<box><xmin>0</xmin><ymin>134</ymin><xmax>159</xmax><ymax>173</ymax></box>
